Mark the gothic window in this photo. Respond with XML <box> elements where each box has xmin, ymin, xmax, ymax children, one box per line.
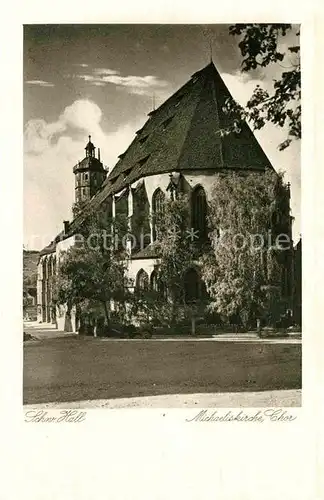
<box><xmin>47</xmin><ymin>255</ymin><xmax>53</xmax><ymax>279</ymax></box>
<box><xmin>184</xmin><ymin>268</ymin><xmax>207</xmax><ymax>303</ymax></box>
<box><xmin>184</xmin><ymin>268</ymin><xmax>200</xmax><ymax>303</ymax></box>
<box><xmin>84</xmin><ymin>173</ymin><xmax>88</xmax><ymax>180</ymax></box>
<box><xmin>136</xmin><ymin>269</ymin><xmax>149</xmax><ymax>291</ymax></box>
<box><xmin>42</xmin><ymin>258</ymin><xmax>47</xmax><ymax>280</ymax></box>
<box><xmin>191</xmin><ymin>186</ymin><xmax>208</xmax><ymax>241</ymax></box>
<box><xmin>152</xmin><ymin>188</ymin><xmax>165</xmax><ymax>241</ymax></box>
<box><xmin>150</xmin><ymin>270</ymin><xmax>165</xmax><ymax>297</ymax></box>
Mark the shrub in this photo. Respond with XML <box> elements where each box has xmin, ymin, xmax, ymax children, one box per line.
<box><xmin>23</xmin><ymin>332</ymin><xmax>32</xmax><ymax>341</ymax></box>
<box><xmin>141</xmin><ymin>330</ymin><xmax>153</xmax><ymax>339</ymax></box>
<box><xmin>139</xmin><ymin>323</ymin><xmax>153</xmax><ymax>339</ymax></box>
<box><xmin>124</xmin><ymin>324</ymin><xmax>137</xmax><ymax>339</ymax></box>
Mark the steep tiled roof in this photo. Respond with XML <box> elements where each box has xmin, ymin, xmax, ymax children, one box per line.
<box><xmin>131</xmin><ymin>242</ymin><xmax>159</xmax><ymax>260</ymax></box>
<box><xmin>39</xmin><ymin>242</ymin><xmax>56</xmax><ymax>257</ymax></box>
<box><xmin>103</xmin><ymin>61</ymin><xmax>272</xmax><ymax>186</ymax></box>
<box><xmin>44</xmin><ymin>61</ymin><xmax>274</xmax><ymax>246</ymax></box>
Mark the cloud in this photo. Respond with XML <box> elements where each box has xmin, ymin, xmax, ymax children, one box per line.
<box><xmin>24</xmin><ymin>99</ymin><xmax>143</xmax><ymax>249</ymax></box>
<box><xmin>25</xmin><ymin>80</ymin><xmax>55</xmax><ymax>87</ymax></box>
<box><xmin>76</xmin><ymin>67</ymin><xmax>169</xmax><ymax>96</ymax></box>
<box><xmin>93</xmin><ymin>68</ymin><xmax>119</xmax><ymax>76</ymax></box>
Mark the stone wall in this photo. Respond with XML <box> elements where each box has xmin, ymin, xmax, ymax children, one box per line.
<box><xmin>37</xmin><ymin>235</ymin><xmax>77</xmax><ymax>331</ymax></box>
<box><xmin>36</xmin><ymin>169</ymin><xmax>293</xmax><ymax>331</ymax></box>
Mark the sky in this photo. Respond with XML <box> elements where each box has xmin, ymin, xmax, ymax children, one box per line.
<box><xmin>23</xmin><ymin>24</ymin><xmax>300</xmax><ymax>250</ymax></box>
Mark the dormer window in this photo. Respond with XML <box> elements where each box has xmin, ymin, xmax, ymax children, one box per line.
<box><xmin>139</xmin><ymin>135</ymin><xmax>149</xmax><ymax>145</ymax></box>
<box><xmin>123</xmin><ymin>167</ymin><xmax>132</xmax><ymax>180</ymax></box>
<box><xmin>138</xmin><ymin>154</ymin><xmax>150</xmax><ymax>167</ymax></box>
<box><xmin>175</xmin><ymin>95</ymin><xmax>184</xmax><ymax>107</ymax></box>
<box><xmin>109</xmin><ymin>174</ymin><xmax>119</xmax><ymax>185</ymax></box>
<box><xmin>162</xmin><ymin>116</ymin><xmax>173</xmax><ymax>130</ymax></box>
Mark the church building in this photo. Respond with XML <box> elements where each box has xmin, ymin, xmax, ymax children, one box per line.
<box><xmin>36</xmin><ymin>61</ymin><xmax>293</xmax><ymax>331</ymax></box>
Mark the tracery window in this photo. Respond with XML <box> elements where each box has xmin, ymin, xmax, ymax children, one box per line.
<box><xmin>150</xmin><ymin>269</ymin><xmax>165</xmax><ymax>297</ymax></box>
<box><xmin>191</xmin><ymin>186</ymin><xmax>208</xmax><ymax>241</ymax></box>
<box><xmin>184</xmin><ymin>268</ymin><xmax>207</xmax><ymax>303</ymax></box>
<box><xmin>136</xmin><ymin>269</ymin><xmax>149</xmax><ymax>291</ymax></box>
<box><xmin>152</xmin><ymin>188</ymin><xmax>165</xmax><ymax>241</ymax></box>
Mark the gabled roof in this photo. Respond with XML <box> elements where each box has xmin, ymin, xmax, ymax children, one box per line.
<box><xmin>45</xmin><ymin>61</ymin><xmax>275</xmax><ymax>245</ymax></box>
<box><xmin>131</xmin><ymin>242</ymin><xmax>159</xmax><ymax>260</ymax></box>
<box><xmin>103</xmin><ymin>61</ymin><xmax>272</xmax><ymax>186</ymax></box>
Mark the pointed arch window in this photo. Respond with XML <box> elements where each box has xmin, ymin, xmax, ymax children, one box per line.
<box><xmin>42</xmin><ymin>257</ymin><xmax>47</xmax><ymax>280</ymax></box>
<box><xmin>191</xmin><ymin>186</ymin><xmax>208</xmax><ymax>241</ymax></box>
<box><xmin>136</xmin><ymin>269</ymin><xmax>149</xmax><ymax>291</ymax></box>
<box><xmin>184</xmin><ymin>268</ymin><xmax>207</xmax><ymax>303</ymax></box>
<box><xmin>150</xmin><ymin>269</ymin><xmax>165</xmax><ymax>297</ymax></box>
<box><xmin>152</xmin><ymin>188</ymin><xmax>165</xmax><ymax>241</ymax></box>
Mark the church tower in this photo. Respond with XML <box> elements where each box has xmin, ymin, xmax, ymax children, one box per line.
<box><xmin>73</xmin><ymin>136</ymin><xmax>107</xmax><ymax>204</ymax></box>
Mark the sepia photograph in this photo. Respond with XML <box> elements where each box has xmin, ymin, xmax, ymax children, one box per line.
<box><xmin>23</xmin><ymin>23</ymin><xmax>302</xmax><ymax>410</ymax></box>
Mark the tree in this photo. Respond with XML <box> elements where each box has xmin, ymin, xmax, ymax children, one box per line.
<box><xmin>53</xmin><ymin>204</ymin><xmax>130</xmax><ymax>334</ymax></box>
<box><xmin>150</xmin><ymin>194</ymin><xmax>206</xmax><ymax>331</ymax></box>
<box><xmin>200</xmin><ymin>170</ymin><xmax>291</xmax><ymax>327</ymax></box>
<box><xmin>224</xmin><ymin>24</ymin><xmax>300</xmax><ymax>150</ymax></box>
<box><xmin>72</xmin><ymin>199</ymin><xmax>89</xmax><ymax>219</ymax></box>
<box><xmin>23</xmin><ymin>249</ymin><xmax>39</xmax><ymax>317</ymax></box>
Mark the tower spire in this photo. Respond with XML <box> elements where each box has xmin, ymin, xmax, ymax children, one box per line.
<box><xmin>209</xmin><ymin>39</ymin><xmax>213</xmax><ymax>63</ymax></box>
<box><xmin>74</xmin><ymin>136</ymin><xmax>106</xmax><ymax>204</ymax></box>
<box><xmin>85</xmin><ymin>134</ymin><xmax>95</xmax><ymax>158</ymax></box>
<box><xmin>203</xmin><ymin>27</ymin><xmax>213</xmax><ymax>64</ymax></box>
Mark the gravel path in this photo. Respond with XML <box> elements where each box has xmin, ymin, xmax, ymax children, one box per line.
<box><xmin>24</xmin><ymin>389</ymin><xmax>301</xmax><ymax>409</ymax></box>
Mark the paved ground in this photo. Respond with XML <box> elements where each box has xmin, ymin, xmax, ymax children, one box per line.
<box><xmin>23</xmin><ymin>327</ymin><xmax>302</xmax><ymax>406</ymax></box>
<box><xmin>24</xmin><ymin>322</ymin><xmax>301</xmax><ymax>343</ymax></box>
<box><xmin>24</xmin><ymin>389</ymin><xmax>301</xmax><ymax>409</ymax></box>
<box><xmin>24</xmin><ymin>322</ymin><xmax>75</xmax><ymax>340</ymax></box>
